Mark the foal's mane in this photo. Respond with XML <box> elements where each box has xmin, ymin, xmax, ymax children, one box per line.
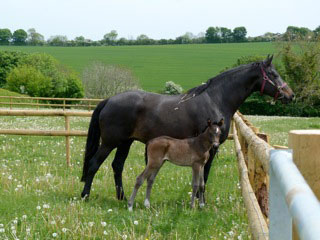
<box><xmin>185</xmin><ymin>61</ymin><xmax>261</xmax><ymax>97</ymax></box>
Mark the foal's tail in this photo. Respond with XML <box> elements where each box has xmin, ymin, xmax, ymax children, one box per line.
<box><xmin>144</xmin><ymin>144</ymin><xmax>149</xmax><ymax>165</ymax></box>
<box><xmin>81</xmin><ymin>99</ymin><xmax>109</xmax><ymax>182</ymax></box>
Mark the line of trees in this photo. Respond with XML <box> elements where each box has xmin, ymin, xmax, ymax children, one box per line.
<box><xmin>0</xmin><ymin>26</ymin><xmax>319</xmax><ymax>47</ymax></box>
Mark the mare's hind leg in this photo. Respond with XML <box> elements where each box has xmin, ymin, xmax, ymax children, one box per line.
<box><xmin>81</xmin><ymin>145</ymin><xmax>114</xmax><ymax>199</ymax></box>
<box><xmin>112</xmin><ymin>139</ymin><xmax>134</xmax><ymax>200</ymax></box>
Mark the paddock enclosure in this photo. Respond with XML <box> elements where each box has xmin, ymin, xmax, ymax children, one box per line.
<box><xmin>1</xmin><ymin>97</ymin><xmax>320</xmax><ymax>239</ymax></box>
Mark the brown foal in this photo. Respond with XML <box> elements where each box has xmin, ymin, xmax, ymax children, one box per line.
<box><xmin>128</xmin><ymin>118</ymin><xmax>224</xmax><ymax>211</ymax></box>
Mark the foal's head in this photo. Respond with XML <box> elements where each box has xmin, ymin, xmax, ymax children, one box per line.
<box><xmin>206</xmin><ymin>118</ymin><xmax>224</xmax><ymax>149</ymax></box>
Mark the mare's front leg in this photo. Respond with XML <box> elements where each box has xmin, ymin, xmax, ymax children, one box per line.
<box><xmin>203</xmin><ymin>148</ymin><xmax>218</xmax><ymax>184</ymax></box>
<box><xmin>191</xmin><ymin>164</ymin><xmax>201</xmax><ymax>208</ymax></box>
<box><xmin>111</xmin><ymin>140</ymin><xmax>133</xmax><ymax>200</ymax></box>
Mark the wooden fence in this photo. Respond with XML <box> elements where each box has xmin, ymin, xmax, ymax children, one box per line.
<box><xmin>0</xmin><ymin>109</ymin><xmax>93</xmax><ymax>166</ymax></box>
<box><xmin>233</xmin><ymin>112</ymin><xmax>320</xmax><ymax>240</ymax></box>
<box><xmin>0</xmin><ymin>95</ymin><xmax>103</xmax><ymax>110</ymax></box>
<box><xmin>233</xmin><ymin>112</ymin><xmax>271</xmax><ymax>239</ymax></box>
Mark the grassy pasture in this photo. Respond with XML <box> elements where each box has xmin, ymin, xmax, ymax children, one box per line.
<box><xmin>0</xmin><ymin>43</ymin><xmax>275</xmax><ymax>91</ymax></box>
<box><xmin>1</xmin><ymin>113</ymin><xmax>318</xmax><ymax>239</ymax></box>
<box><xmin>0</xmin><ymin>113</ymin><xmax>247</xmax><ymax>240</ymax></box>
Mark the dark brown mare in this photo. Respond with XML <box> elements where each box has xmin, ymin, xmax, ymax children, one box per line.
<box><xmin>81</xmin><ymin>55</ymin><xmax>294</xmax><ymax>200</ymax></box>
<box><xmin>128</xmin><ymin>118</ymin><xmax>223</xmax><ymax>211</ymax></box>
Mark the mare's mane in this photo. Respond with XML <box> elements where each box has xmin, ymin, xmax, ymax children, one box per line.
<box><xmin>185</xmin><ymin>61</ymin><xmax>260</xmax><ymax>97</ymax></box>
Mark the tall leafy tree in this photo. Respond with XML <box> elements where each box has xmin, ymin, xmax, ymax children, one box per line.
<box><xmin>74</xmin><ymin>36</ymin><xmax>85</xmax><ymax>46</ymax></box>
<box><xmin>284</xmin><ymin>26</ymin><xmax>312</xmax><ymax>40</ymax></box>
<box><xmin>0</xmin><ymin>28</ymin><xmax>12</xmax><ymax>45</ymax></box>
<box><xmin>205</xmin><ymin>27</ymin><xmax>220</xmax><ymax>43</ymax></box>
<box><xmin>12</xmin><ymin>29</ymin><xmax>28</xmax><ymax>45</ymax></box>
<box><xmin>314</xmin><ymin>26</ymin><xmax>320</xmax><ymax>38</ymax></box>
<box><xmin>47</xmin><ymin>35</ymin><xmax>68</xmax><ymax>46</ymax></box>
<box><xmin>233</xmin><ymin>27</ymin><xmax>247</xmax><ymax>42</ymax></box>
<box><xmin>220</xmin><ymin>27</ymin><xmax>233</xmax><ymax>42</ymax></box>
<box><xmin>103</xmin><ymin>30</ymin><xmax>118</xmax><ymax>45</ymax></box>
<box><xmin>136</xmin><ymin>34</ymin><xmax>153</xmax><ymax>45</ymax></box>
<box><xmin>27</xmin><ymin>28</ymin><xmax>44</xmax><ymax>45</ymax></box>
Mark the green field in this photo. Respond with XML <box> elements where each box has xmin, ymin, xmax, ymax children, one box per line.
<box><xmin>0</xmin><ymin>43</ymin><xmax>275</xmax><ymax>91</ymax></box>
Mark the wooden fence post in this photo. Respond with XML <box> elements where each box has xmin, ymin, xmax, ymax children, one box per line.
<box><xmin>65</xmin><ymin>116</ymin><xmax>71</xmax><ymax>166</ymax></box>
<box><xmin>289</xmin><ymin>130</ymin><xmax>320</xmax><ymax>240</ymax></box>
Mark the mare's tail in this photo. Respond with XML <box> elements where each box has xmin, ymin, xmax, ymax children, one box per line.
<box><xmin>81</xmin><ymin>99</ymin><xmax>108</xmax><ymax>182</ymax></box>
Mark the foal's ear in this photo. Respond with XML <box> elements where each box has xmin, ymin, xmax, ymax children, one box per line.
<box><xmin>263</xmin><ymin>54</ymin><xmax>273</xmax><ymax>67</ymax></box>
<box><xmin>207</xmin><ymin>118</ymin><xmax>212</xmax><ymax>126</ymax></box>
<box><xmin>218</xmin><ymin>118</ymin><xmax>224</xmax><ymax>127</ymax></box>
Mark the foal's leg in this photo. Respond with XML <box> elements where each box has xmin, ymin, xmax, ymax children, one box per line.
<box><xmin>128</xmin><ymin>169</ymin><xmax>145</xmax><ymax>211</ymax></box>
<box><xmin>81</xmin><ymin>145</ymin><xmax>114</xmax><ymax>199</ymax></box>
<box><xmin>196</xmin><ymin>149</ymin><xmax>217</xmax><ymax>199</ymax></box>
<box><xmin>191</xmin><ymin>164</ymin><xmax>201</xmax><ymax>208</ymax></box>
<box><xmin>128</xmin><ymin>166</ymin><xmax>154</xmax><ymax>211</ymax></box>
<box><xmin>111</xmin><ymin>140</ymin><xmax>134</xmax><ymax>200</ymax></box>
<box><xmin>199</xmin><ymin>166</ymin><xmax>205</xmax><ymax>208</ymax></box>
<box><xmin>145</xmin><ymin>165</ymin><xmax>162</xmax><ymax>208</ymax></box>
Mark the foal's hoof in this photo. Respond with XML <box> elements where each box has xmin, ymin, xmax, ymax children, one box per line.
<box><xmin>199</xmin><ymin>203</ymin><xmax>205</xmax><ymax>208</ymax></box>
<box><xmin>128</xmin><ymin>206</ymin><xmax>133</xmax><ymax>212</ymax></box>
<box><xmin>144</xmin><ymin>199</ymin><xmax>150</xmax><ymax>208</ymax></box>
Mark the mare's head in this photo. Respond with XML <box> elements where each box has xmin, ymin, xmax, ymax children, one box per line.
<box><xmin>206</xmin><ymin>118</ymin><xmax>224</xmax><ymax>149</ymax></box>
<box><xmin>256</xmin><ymin>55</ymin><xmax>294</xmax><ymax>104</ymax></box>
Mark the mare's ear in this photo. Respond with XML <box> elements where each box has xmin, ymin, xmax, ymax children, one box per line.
<box><xmin>218</xmin><ymin>118</ymin><xmax>224</xmax><ymax>127</ymax></box>
<box><xmin>263</xmin><ymin>54</ymin><xmax>273</xmax><ymax>67</ymax></box>
<box><xmin>207</xmin><ymin>118</ymin><xmax>212</xmax><ymax>126</ymax></box>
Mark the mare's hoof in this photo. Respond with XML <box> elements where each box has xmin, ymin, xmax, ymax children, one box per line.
<box><xmin>199</xmin><ymin>203</ymin><xmax>205</xmax><ymax>208</ymax></box>
<box><xmin>128</xmin><ymin>206</ymin><xmax>133</xmax><ymax>212</ymax></box>
<box><xmin>116</xmin><ymin>188</ymin><xmax>126</xmax><ymax>201</ymax></box>
<box><xmin>117</xmin><ymin>194</ymin><xmax>127</xmax><ymax>201</ymax></box>
<box><xmin>81</xmin><ymin>193</ymin><xmax>89</xmax><ymax>201</ymax></box>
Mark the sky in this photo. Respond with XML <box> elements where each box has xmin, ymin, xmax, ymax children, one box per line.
<box><xmin>2</xmin><ymin>0</ymin><xmax>320</xmax><ymax>41</ymax></box>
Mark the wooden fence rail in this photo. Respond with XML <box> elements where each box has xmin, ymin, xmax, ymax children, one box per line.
<box><xmin>0</xmin><ymin>109</ymin><xmax>233</xmax><ymax>165</ymax></box>
<box><xmin>233</xmin><ymin>121</ymin><xmax>269</xmax><ymax>240</ymax></box>
<box><xmin>0</xmin><ymin>96</ymin><xmax>103</xmax><ymax>110</ymax></box>
<box><xmin>233</xmin><ymin>113</ymin><xmax>272</xmax><ymax>219</ymax></box>
<box><xmin>0</xmin><ymin>109</ymin><xmax>93</xmax><ymax>166</ymax></box>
